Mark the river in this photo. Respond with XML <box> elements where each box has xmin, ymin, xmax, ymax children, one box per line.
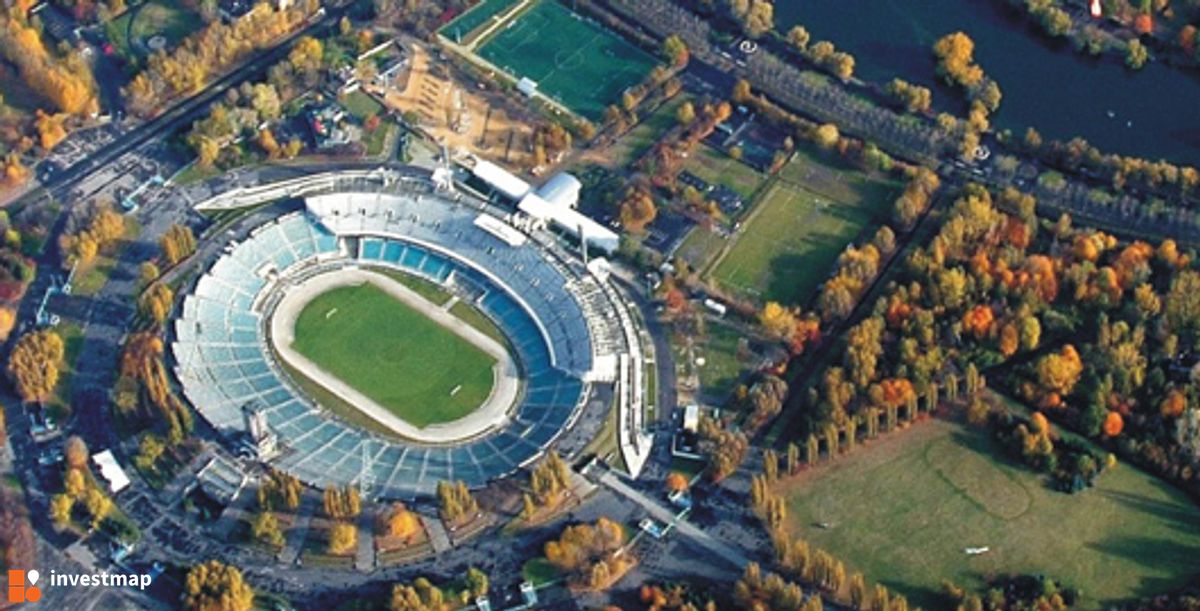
<box><xmin>775</xmin><ymin>0</ymin><xmax>1200</xmax><ymax>166</ymax></box>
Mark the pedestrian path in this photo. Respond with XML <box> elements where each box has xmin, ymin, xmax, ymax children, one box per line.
<box><xmin>354</xmin><ymin>509</ymin><xmax>376</xmax><ymax>572</ymax></box>
<box><xmin>279</xmin><ymin>493</ymin><xmax>319</xmax><ymax>565</ymax></box>
<box><xmin>596</xmin><ymin>469</ymin><xmax>749</xmax><ymax>569</ymax></box>
<box><xmin>423</xmin><ymin>514</ymin><xmax>452</xmax><ymax>554</ymax></box>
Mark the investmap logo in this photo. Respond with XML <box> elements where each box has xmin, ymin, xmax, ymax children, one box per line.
<box><xmin>7</xmin><ymin>569</ymin><xmax>41</xmax><ymax>604</ymax></box>
<box><xmin>7</xmin><ymin>568</ymin><xmax>154</xmax><ymax>604</ymax></box>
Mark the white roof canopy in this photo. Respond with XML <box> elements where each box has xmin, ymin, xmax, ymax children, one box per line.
<box><xmin>92</xmin><ymin>450</ymin><xmax>131</xmax><ymax>494</ymax></box>
<box><xmin>518</xmin><ymin>193</ymin><xmax>619</xmax><ymax>254</ymax></box>
<box><xmin>472</xmin><ymin>160</ymin><xmax>531</xmax><ymax>201</ymax></box>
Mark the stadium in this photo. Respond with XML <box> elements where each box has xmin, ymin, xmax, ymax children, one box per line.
<box><xmin>172</xmin><ymin>166</ymin><xmax>650</xmax><ymax>499</ymax></box>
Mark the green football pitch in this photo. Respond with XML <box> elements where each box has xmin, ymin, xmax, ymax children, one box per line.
<box><xmin>290</xmin><ymin>282</ymin><xmax>497</xmax><ymax>428</ymax></box>
<box><xmin>476</xmin><ymin>0</ymin><xmax>658</xmax><ymax>120</ymax></box>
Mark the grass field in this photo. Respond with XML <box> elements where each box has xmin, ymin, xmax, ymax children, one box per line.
<box><xmin>476</xmin><ymin>0</ymin><xmax>657</xmax><ymax>120</ymax></box>
<box><xmin>341</xmin><ymin>91</ymin><xmax>385</xmax><ymax>121</ymax></box>
<box><xmin>683</xmin><ymin>144</ymin><xmax>767</xmax><ymax>200</ymax></box>
<box><xmin>676</xmin><ymin>320</ymin><xmax>748</xmax><ymax>402</ymax></box>
<box><xmin>291</xmin><ymin>283</ymin><xmax>496</xmax><ymax>428</ymax></box>
<box><xmin>607</xmin><ymin>95</ymin><xmax>691</xmax><ymax>167</ymax></box>
<box><xmin>710</xmin><ymin>150</ymin><xmax>897</xmax><ymax>305</ymax></box>
<box><xmin>778</xmin><ymin>418</ymin><xmax>1200</xmax><ymax>609</ymax></box>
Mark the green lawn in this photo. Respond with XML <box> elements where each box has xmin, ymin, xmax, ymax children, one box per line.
<box><xmin>608</xmin><ymin>95</ymin><xmax>690</xmax><ymax>167</ymax></box>
<box><xmin>476</xmin><ymin>0</ymin><xmax>658</xmax><ymax>120</ymax></box>
<box><xmin>72</xmin><ymin>216</ymin><xmax>141</xmax><ymax>297</ymax></box>
<box><xmin>375</xmin><ymin>268</ymin><xmax>452</xmax><ymax>305</ymax></box>
<box><xmin>72</xmin><ymin>256</ymin><xmax>118</xmax><ymax>297</ymax></box>
<box><xmin>449</xmin><ymin>300</ymin><xmax>509</xmax><ymax>347</ymax></box>
<box><xmin>522</xmin><ymin>557</ymin><xmax>563</xmax><ymax>586</ymax></box>
<box><xmin>341</xmin><ymin>90</ymin><xmax>384</xmax><ymax>121</ymax></box>
<box><xmin>673</xmin><ymin>223</ymin><xmax>727</xmax><ymax>271</ymax></box>
<box><xmin>278</xmin><ymin>357</ymin><xmax>400</xmax><ymax>440</ymax></box>
<box><xmin>682</xmin><ymin>144</ymin><xmax>767</xmax><ymax>200</ymax></box>
<box><xmin>172</xmin><ymin>162</ymin><xmax>222</xmax><ymax>186</ymax></box>
<box><xmin>290</xmin><ymin>282</ymin><xmax>496</xmax><ymax>428</ymax></box>
<box><xmin>364</xmin><ymin>122</ymin><xmax>396</xmax><ymax>158</ymax></box>
<box><xmin>691</xmin><ymin>321</ymin><xmax>747</xmax><ymax>401</ymax></box>
<box><xmin>711</xmin><ymin>151</ymin><xmax>897</xmax><ymax>305</ymax></box>
<box><xmin>779</xmin><ymin>418</ymin><xmax>1200</xmax><ymax>609</ymax></box>
<box><xmin>47</xmin><ymin>321</ymin><xmax>85</xmax><ymax>418</ymax></box>
<box><xmin>107</xmin><ymin>0</ymin><xmax>202</xmax><ymax>60</ymax></box>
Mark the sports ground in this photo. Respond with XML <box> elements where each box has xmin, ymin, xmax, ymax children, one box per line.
<box><xmin>475</xmin><ymin>0</ymin><xmax>658</xmax><ymax>120</ymax></box>
<box><xmin>440</xmin><ymin>0</ymin><xmax>521</xmax><ymax>44</ymax></box>
<box><xmin>290</xmin><ymin>282</ymin><xmax>497</xmax><ymax>428</ymax></box>
<box><xmin>777</xmin><ymin>416</ymin><xmax>1200</xmax><ymax>608</ymax></box>
<box><xmin>711</xmin><ymin>150</ymin><xmax>898</xmax><ymax>305</ymax></box>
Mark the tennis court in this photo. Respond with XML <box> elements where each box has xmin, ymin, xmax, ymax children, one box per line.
<box><xmin>476</xmin><ymin>0</ymin><xmax>657</xmax><ymax>120</ymax></box>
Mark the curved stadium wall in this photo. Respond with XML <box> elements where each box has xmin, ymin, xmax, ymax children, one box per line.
<box><xmin>172</xmin><ymin>181</ymin><xmax>598</xmax><ymax>498</ymax></box>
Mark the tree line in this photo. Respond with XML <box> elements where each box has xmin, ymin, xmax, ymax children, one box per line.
<box><xmin>124</xmin><ymin>0</ymin><xmax>320</xmax><ymax>117</ymax></box>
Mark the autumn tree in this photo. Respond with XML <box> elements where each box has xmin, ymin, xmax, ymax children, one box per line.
<box><xmin>251</xmin><ymin>511</ymin><xmax>284</xmax><ymax>547</ymax></box>
<box><xmin>50</xmin><ymin>493</ymin><xmax>73</xmax><ymax>527</ymax></box>
<box><xmin>727</xmin><ymin>0</ymin><xmax>774</xmax><ymax>38</ymax></box>
<box><xmin>933</xmin><ymin>32</ymin><xmax>984</xmax><ymax>89</ymax></box>
<box><xmin>676</xmin><ymin>101</ymin><xmax>696</xmax><ymax>126</ymax></box>
<box><xmin>466</xmin><ymin>567</ymin><xmax>489</xmax><ymax>598</ymax></box>
<box><xmin>34</xmin><ymin>110</ymin><xmax>68</xmax><ymax>150</ymax></box>
<box><xmin>0</xmin><ymin>17</ymin><xmax>98</xmax><ymax>117</ymax></box>
<box><xmin>698</xmin><ymin>417</ymin><xmax>748</xmax><ymax>481</ymax></box>
<box><xmin>138</xmin><ymin>261</ymin><xmax>160</xmax><ymax>287</ymax></box>
<box><xmin>258</xmin><ymin>469</ymin><xmax>301</xmax><ymax>511</ymax></box>
<box><xmin>436</xmin><ymin>480</ymin><xmax>478</xmax><ymax>525</ymax></box>
<box><xmin>379</xmin><ymin>503</ymin><xmax>421</xmax><ymax>542</ymax></box>
<box><xmin>787</xmin><ymin>25</ymin><xmax>810</xmax><ymax>51</ymax></box>
<box><xmin>183</xmin><ymin>560</ymin><xmax>254</xmax><ymax>611</ymax></box>
<box><xmin>125</xmin><ymin>4</ymin><xmax>319</xmax><ymax>115</ymax></box>
<box><xmin>530</xmin><ymin>450</ymin><xmax>571</xmax><ymax>506</ymax></box>
<box><xmin>759</xmin><ymin>302</ymin><xmax>797</xmax><ymax>340</ymax></box>
<box><xmin>665</xmin><ymin>472</ymin><xmax>689</xmax><ymax>493</ymax></box>
<box><xmin>139</xmin><ymin>282</ymin><xmax>175</xmax><ymax>325</ymax></box>
<box><xmin>323</xmin><ymin>484</ymin><xmax>362</xmax><ymax>519</ymax></box>
<box><xmin>1126</xmin><ymin>39</ymin><xmax>1149</xmax><ymax>68</ymax></box>
<box><xmin>619</xmin><ymin>187</ymin><xmax>657</xmax><ymax>233</ymax></box>
<box><xmin>390</xmin><ymin>577</ymin><xmax>447</xmax><ymax>611</ymax></box>
<box><xmin>661</xmin><ymin>35</ymin><xmax>689</xmax><ymax>67</ymax></box>
<box><xmin>8</xmin><ymin>329</ymin><xmax>65</xmax><ymax>404</ymax></box>
<box><xmin>65</xmin><ymin>435</ymin><xmax>89</xmax><ymax>470</ymax></box>
<box><xmin>159</xmin><ymin>223</ymin><xmax>197</xmax><ymax>266</ymax></box>
<box><xmin>327</xmin><ymin>521</ymin><xmax>357</xmax><ymax>555</ymax></box>
<box><xmin>1036</xmin><ymin>344</ymin><xmax>1084</xmax><ymax>397</ymax></box>
<box><xmin>134</xmin><ymin>433</ymin><xmax>165</xmax><ymax>472</ymax></box>
<box><xmin>544</xmin><ymin>517</ymin><xmax>629</xmax><ymax>590</ymax></box>
<box><xmin>885</xmin><ymin>79</ymin><xmax>932</xmax><ymax>114</ymax></box>
<box><xmin>813</xmin><ymin>123</ymin><xmax>840</xmax><ymax>149</ymax></box>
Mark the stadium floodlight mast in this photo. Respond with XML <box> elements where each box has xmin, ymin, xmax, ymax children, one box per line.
<box><xmin>358</xmin><ymin>440</ymin><xmax>373</xmax><ymax>499</ymax></box>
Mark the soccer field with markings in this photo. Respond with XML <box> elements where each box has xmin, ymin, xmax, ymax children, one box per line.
<box><xmin>476</xmin><ymin>0</ymin><xmax>658</xmax><ymax>120</ymax></box>
<box><xmin>291</xmin><ymin>282</ymin><xmax>497</xmax><ymax>428</ymax></box>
